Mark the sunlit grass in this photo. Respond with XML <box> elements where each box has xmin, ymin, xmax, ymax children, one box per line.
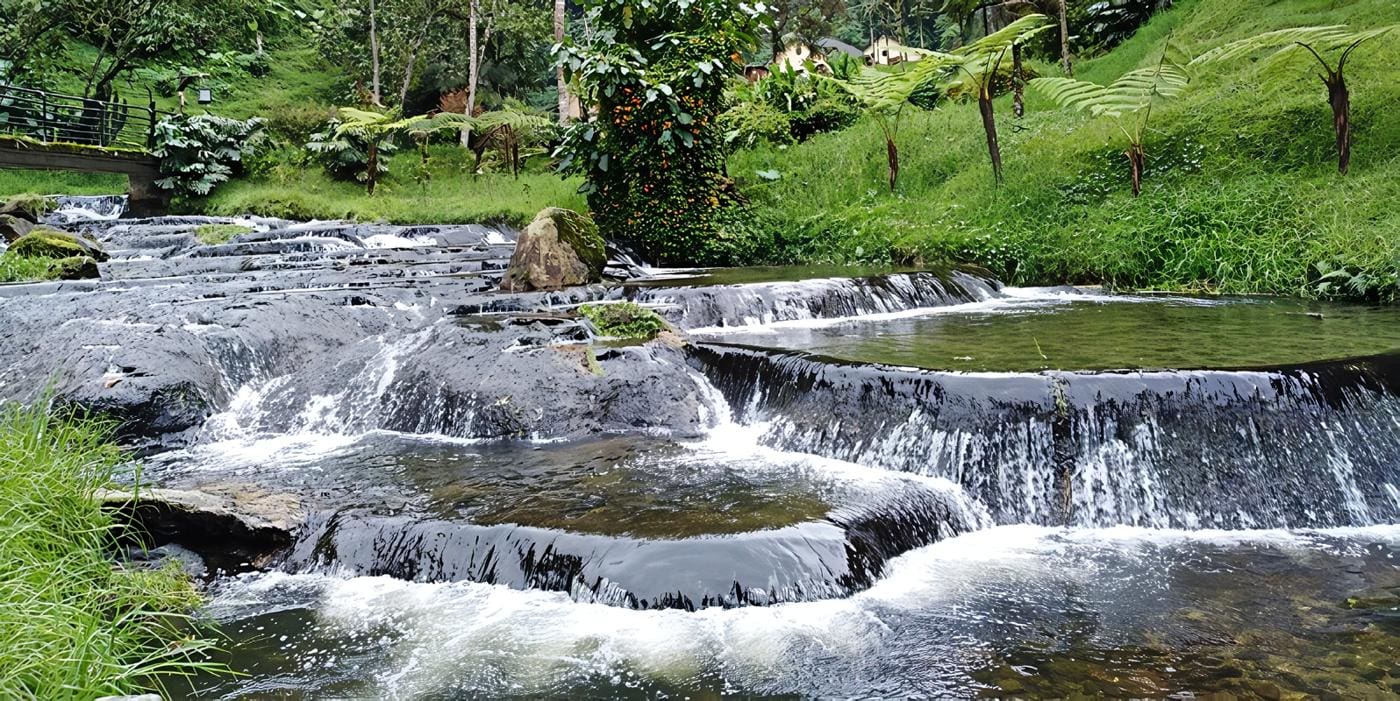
<box><xmin>0</xmin><ymin>399</ymin><xmax>222</xmax><ymax>698</ymax></box>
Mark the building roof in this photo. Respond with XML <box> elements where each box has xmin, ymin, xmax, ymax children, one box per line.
<box><xmin>815</xmin><ymin>37</ymin><xmax>863</xmax><ymax>58</ymax></box>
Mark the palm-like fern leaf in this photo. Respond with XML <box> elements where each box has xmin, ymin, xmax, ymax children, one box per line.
<box><xmin>1190</xmin><ymin>25</ymin><xmax>1394</xmax><ymax>66</ymax></box>
<box><xmin>1031</xmin><ymin>60</ymin><xmax>1189</xmax><ymax>118</ymax></box>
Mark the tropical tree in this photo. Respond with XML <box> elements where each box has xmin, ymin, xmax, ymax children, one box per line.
<box><xmin>555</xmin><ymin>0</ymin><xmax>766</xmax><ymax>266</ymax></box>
<box><xmin>1031</xmin><ymin>45</ymin><xmax>1189</xmax><ymax>195</ymax></box>
<box><xmin>307</xmin><ymin>107</ymin><xmax>403</xmax><ymax>194</ymax></box>
<box><xmin>1190</xmin><ymin>25</ymin><xmax>1395</xmax><ymax>175</ymax></box>
<box><xmin>940</xmin><ymin>14</ymin><xmax>1051</xmax><ymax>183</ymax></box>
<box><xmin>842</xmin><ymin>13</ymin><xmax>1050</xmax><ymax>189</ymax></box>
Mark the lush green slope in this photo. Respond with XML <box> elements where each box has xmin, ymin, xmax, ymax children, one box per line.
<box><xmin>202</xmin><ymin>145</ymin><xmax>585</xmax><ymax>227</ymax></box>
<box><xmin>732</xmin><ymin>0</ymin><xmax>1400</xmax><ymax>299</ymax></box>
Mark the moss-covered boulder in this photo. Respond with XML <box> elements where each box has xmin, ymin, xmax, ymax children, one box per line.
<box><xmin>0</xmin><ymin>214</ymin><xmax>35</xmax><ymax>243</ymax></box>
<box><xmin>52</xmin><ymin>256</ymin><xmax>99</xmax><ymax>280</ymax></box>
<box><xmin>0</xmin><ymin>194</ymin><xmax>56</xmax><ymax>224</ymax></box>
<box><xmin>500</xmin><ymin>208</ymin><xmax>606</xmax><ymax>292</ymax></box>
<box><xmin>9</xmin><ymin>228</ymin><xmax>109</xmax><ymax>262</ymax></box>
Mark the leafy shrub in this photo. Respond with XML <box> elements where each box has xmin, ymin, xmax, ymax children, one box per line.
<box><xmin>306</xmin><ymin>118</ymin><xmax>398</xmax><ymax>184</ymax></box>
<box><xmin>152</xmin><ymin>115</ymin><xmax>267</xmax><ymax>198</ymax></box>
<box><xmin>789</xmin><ymin>96</ymin><xmax>860</xmax><ymax>140</ymax></box>
<box><xmin>263</xmin><ymin>102</ymin><xmax>337</xmax><ymax>144</ymax></box>
<box><xmin>720</xmin><ymin>101</ymin><xmax>795</xmax><ymax>150</ymax></box>
<box><xmin>579</xmin><ymin>302</ymin><xmax>670</xmax><ymax>340</ymax></box>
<box><xmin>556</xmin><ymin>0</ymin><xmax>765</xmax><ymax>266</ymax></box>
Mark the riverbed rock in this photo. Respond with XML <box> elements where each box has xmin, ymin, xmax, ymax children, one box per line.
<box><xmin>8</xmin><ymin>228</ymin><xmax>109</xmax><ymax>261</ymax></box>
<box><xmin>0</xmin><ymin>213</ymin><xmax>34</xmax><ymax>242</ymax></box>
<box><xmin>0</xmin><ymin>193</ymin><xmax>55</xmax><ymax>223</ymax></box>
<box><xmin>97</xmin><ymin>487</ymin><xmax>294</xmax><ymax>572</ymax></box>
<box><xmin>52</xmin><ymin>255</ymin><xmax>99</xmax><ymax>280</ymax></box>
<box><xmin>499</xmin><ymin>207</ymin><xmax>605</xmax><ymax>291</ymax></box>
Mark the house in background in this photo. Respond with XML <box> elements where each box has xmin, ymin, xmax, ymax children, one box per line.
<box><xmin>864</xmin><ymin>37</ymin><xmax>922</xmax><ymax>66</ymax></box>
<box><xmin>772</xmin><ymin>41</ymin><xmax>830</xmax><ymax>75</ymax></box>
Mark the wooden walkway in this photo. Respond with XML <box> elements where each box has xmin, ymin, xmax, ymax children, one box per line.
<box><xmin>0</xmin><ymin>85</ymin><xmax>173</xmax><ymax>215</ymax></box>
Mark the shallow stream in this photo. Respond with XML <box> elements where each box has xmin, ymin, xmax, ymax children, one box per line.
<box><xmin>1</xmin><ymin>199</ymin><xmax>1395</xmax><ymax>698</ymax></box>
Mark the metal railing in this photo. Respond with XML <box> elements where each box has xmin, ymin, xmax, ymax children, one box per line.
<box><xmin>0</xmin><ymin>85</ymin><xmax>174</xmax><ymax>152</ymax></box>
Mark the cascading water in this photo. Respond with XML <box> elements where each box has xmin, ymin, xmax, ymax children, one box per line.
<box><xmin>1</xmin><ymin>212</ymin><xmax>1396</xmax><ymax>698</ymax></box>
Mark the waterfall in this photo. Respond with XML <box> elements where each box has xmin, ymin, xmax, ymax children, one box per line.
<box><xmin>690</xmin><ymin>343</ymin><xmax>1400</xmax><ymax>529</ymax></box>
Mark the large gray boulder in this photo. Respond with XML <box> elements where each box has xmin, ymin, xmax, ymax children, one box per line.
<box><xmin>499</xmin><ymin>207</ymin><xmax>605</xmax><ymax>292</ymax></box>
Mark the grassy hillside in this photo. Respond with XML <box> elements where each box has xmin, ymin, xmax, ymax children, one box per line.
<box><xmin>732</xmin><ymin>0</ymin><xmax>1400</xmax><ymax>299</ymax></box>
<box><xmin>202</xmin><ymin>145</ymin><xmax>585</xmax><ymax>227</ymax></box>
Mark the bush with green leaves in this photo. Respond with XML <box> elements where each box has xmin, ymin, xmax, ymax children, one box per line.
<box><xmin>719</xmin><ymin>100</ymin><xmax>795</xmax><ymax>150</ymax></box>
<box><xmin>151</xmin><ymin>115</ymin><xmax>267</xmax><ymax>198</ymax></box>
<box><xmin>579</xmin><ymin>302</ymin><xmax>670</xmax><ymax>341</ymax></box>
<box><xmin>556</xmin><ymin>0</ymin><xmax>766</xmax><ymax>266</ymax></box>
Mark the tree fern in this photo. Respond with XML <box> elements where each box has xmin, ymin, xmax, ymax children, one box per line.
<box><xmin>1190</xmin><ymin>24</ymin><xmax>1395</xmax><ymax>174</ymax></box>
<box><xmin>1031</xmin><ymin>49</ymin><xmax>1190</xmax><ymax>195</ymax></box>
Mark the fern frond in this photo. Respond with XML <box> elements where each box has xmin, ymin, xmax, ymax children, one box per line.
<box><xmin>1190</xmin><ymin>25</ymin><xmax>1394</xmax><ymax>66</ymax></box>
<box><xmin>954</xmin><ymin>13</ymin><xmax>1054</xmax><ymax>57</ymax></box>
<box><xmin>1031</xmin><ymin>61</ymin><xmax>1190</xmax><ymax>118</ymax></box>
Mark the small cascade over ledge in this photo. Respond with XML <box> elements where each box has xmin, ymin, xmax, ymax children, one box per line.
<box><xmin>622</xmin><ymin>266</ymin><xmax>1003</xmax><ymax>330</ymax></box>
<box><xmin>690</xmin><ymin>343</ymin><xmax>1400</xmax><ymax>529</ymax></box>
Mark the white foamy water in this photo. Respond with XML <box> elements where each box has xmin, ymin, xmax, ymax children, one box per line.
<box><xmin>202</xmin><ymin>522</ymin><xmax>1400</xmax><ymax>698</ymax></box>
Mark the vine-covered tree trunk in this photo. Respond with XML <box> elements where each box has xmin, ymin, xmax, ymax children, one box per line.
<box><xmin>1125</xmin><ymin>141</ymin><xmax>1145</xmax><ymax>197</ymax></box>
<box><xmin>369</xmin><ymin>0</ymin><xmax>382</xmax><ymax>105</ymax></box>
<box><xmin>979</xmin><ymin>89</ymin><xmax>1003</xmax><ymax>184</ymax></box>
<box><xmin>555</xmin><ymin>0</ymin><xmax>569</xmax><ymax>126</ymax></box>
<box><xmin>1325</xmin><ymin>70</ymin><xmax>1350</xmax><ymax>175</ymax></box>
<box><xmin>1012</xmin><ymin>43</ymin><xmax>1025</xmax><ymax>118</ymax></box>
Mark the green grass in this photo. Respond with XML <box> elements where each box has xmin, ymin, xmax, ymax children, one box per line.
<box><xmin>0</xmin><ymin>399</ymin><xmax>220</xmax><ymax>698</ymax></box>
<box><xmin>203</xmin><ymin>145</ymin><xmax>586</xmax><ymax>227</ymax></box>
<box><xmin>0</xmin><ymin>254</ymin><xmax>60</xmax><ymax>283</ymax></box>
<box><xmin>0</xmin><ymin>170</ymin><xmax>125</xmax><ymax>198</ymax></box>
<box><xmin>730</xmin><ymin>0</ymin><xmax>1400</xmax><ymax>299</ymax></box>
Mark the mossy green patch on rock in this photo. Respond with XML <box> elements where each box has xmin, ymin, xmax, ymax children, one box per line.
<box><xmin>0</xmin><ymin>193</ymin><xmax>56</xmax><ymax>223</ymax></box>
<box><xmin>194</xmin><ymin>224</ymin><xmax>255</xmax><ymax>246</ymax></box>
<box><xmin>52</xmin><ymin>256</ymin><xmax>99</xmax><ymax>280</ymax></box>
<box><xmin>500</xmin><ymin>207</ymin><xmax>607</xmax><ymax>292</ymax></box>
<box><xmin>9</xmin><ymin>229</ymin><xmax>88</xmax><ymax>259</ymax></box>
<box><xmin>579</xmin><ymin>302</ymin><xmax>670</xmax><ymax>341</ymax></box>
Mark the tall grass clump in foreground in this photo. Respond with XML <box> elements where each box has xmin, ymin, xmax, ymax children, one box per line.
<box><xmin>0</xmin><ymin>399</ymin><xmax>219</xmax><ymax>698</ymax></box>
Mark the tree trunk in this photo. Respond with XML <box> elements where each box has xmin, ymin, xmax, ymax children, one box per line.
<box><xmin>555</xmin><ymin>0</ymin><xmax>569</xmax><ymax>126</ymax></box>
<box><xmin>1125</xmin><ymin>141</ymin><xmax>1145</xmax><ymax>196</ymax></box>
<box><xmin>467</xmin><ymin>0</ymin><xmax>480</xmax><ymax>115</ymax></box>
<box><xmin>1012</xmin><ymin>43</ymin><xmax>1025</xmax><ymax>119</ymax></box>
<box><xmin>886</xmin><ymin>136</ymin><xmax>899</xmax><ymax>192</ymax></box>
<box><xmin>366</xmin><ymin>142</ymin><xmax>379</xmax><ymax>195</ymax></box>
<box><xmin>1057</xmin><ymin>0</ymin><xmax>1072</xmax><ymax>77</ymax></box>
<box><xmin>369</xmin><ymin>0</ymin><xmax>382</xmax><ymax>105</ymax></box>
<box><xmin>1325</xmin><ymin>71</ymin><xmax>1350</xmax><ymax>175</ymax></box>
<box><xmin>979</xmin><ymin>90</ymin><xmax>1003</xmax><ymax>184</ymax></box>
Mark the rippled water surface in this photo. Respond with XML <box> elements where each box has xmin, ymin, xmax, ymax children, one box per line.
<box><xmin>699</xmin><ymin>292</ymin><xmax>1400</xmax><ymax>371</ymax></box>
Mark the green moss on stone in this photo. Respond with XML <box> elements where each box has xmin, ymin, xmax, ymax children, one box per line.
<box><xmin>194</xmin><ymin>224</ymin><xmax>254</xmax><ymax>245</ymax></box>
<box><xmin>546</xmin><ymin>207</ymin><xmax>606</xmax><ymax>280</ymax></box>
<box><xmin>579</xmin><ymin>302</ymin><xmax>669</xmax><ymax>341</ymax></box>
<box><xmin>0</xmin><ymin>193</ymin><xmax>56</xmax><ymax>223</ymax></box>
<box><xmin>9</xmin><ymin>229</ymin><xmax>87</xmax><ymax>259</ymax></box>
<box><xmin>52</xmin><ymin>256</ymin><xmax>99</xmax><ymax>280</ymax></box>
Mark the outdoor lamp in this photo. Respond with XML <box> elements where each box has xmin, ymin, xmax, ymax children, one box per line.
<box><xmin>197</xmin><ymin>88</ymin><xmax>213</xmax><ymax>105</ymax></box>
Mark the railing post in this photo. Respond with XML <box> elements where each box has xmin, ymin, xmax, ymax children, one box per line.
<box><xmin>39</xmin><ymin>92</ymin><xmax>49</xmax><ymax>143</ymax></box>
